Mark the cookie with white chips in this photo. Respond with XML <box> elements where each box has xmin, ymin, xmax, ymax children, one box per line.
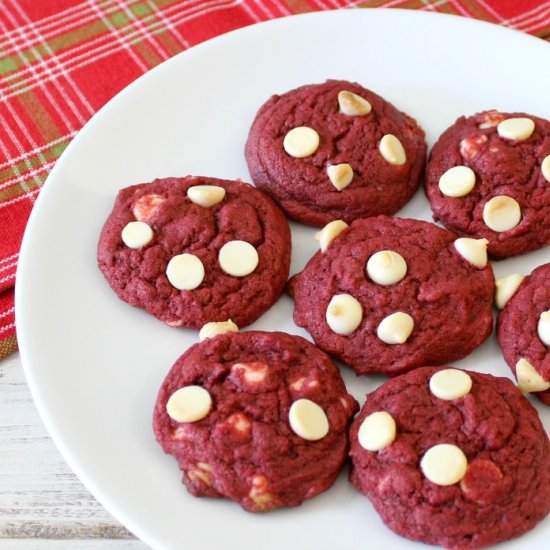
<box><xmin>349</xmin><ymin>366</ymin><xmax>550</xmax><ymax>549</ymax></box>
<box><xmin>97</xmin><ymin>176</ymin><xmax>290</xmax><ymax>329</ymax></box>
<box><xmin>153</xmin><ymin>325</ymin><xmax>358</xmax><ymax>512</ymax></box>
<box><xmin>497</xmin><ymin>262</ymin><xmax>550</xmax><ymax>405</ymax></box>
<box><xmin>426</xmin><ymin>110</ymin><xmax>550</xmax><ymax>258</ymax></box>
<box><xmin>290</xmin><ymin>215</ymin><xmax>494</xmax><ymax>376</ymax></box>
<box><xmin>245</xmin><ymin>80</ymin><xmax>426</xmax><ymax>226</ymax></box>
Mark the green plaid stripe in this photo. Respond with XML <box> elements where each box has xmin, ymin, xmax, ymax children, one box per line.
<box><xmin>0</xmin><ymin>137</ymin><xmax>70</xmax><ymax>202</ymax></box>
<box><xmin>2</xmin><ymin>0</ymin><xmax>550</xmax><ymax>209</ymax></box>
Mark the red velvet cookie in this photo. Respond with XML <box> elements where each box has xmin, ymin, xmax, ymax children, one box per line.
<box><xmin>290</xmin><ymin>216</ymin><xmax>494</xmax><ymax>376</ymax></box>
<box><xmin>153</xmin><ymin>330</ymin><xmax>359</xmax><ymax>512</ymax></box>
<box><xmin>349</xmin><ymin>366</ymin><xmax>550</xmax><ymax>549</ymax></box>
<box><xmin>425</xmin><ymin>110</ymin><xmax>550</xmax><ymax>258</ymax></box>
<box><xmin>497</xmin><ymin>263</ymin><xmax>550</xmax><ymax>405</ymax></box>
<box><xmin>97</xmin><ymin>176</ymin><xmax>290</xmax><ymax>329</ymax></box>
<box><xmin>245</xmin><ymin>80</ymin><xmax>426</xmax><ymax>227</ymax></box>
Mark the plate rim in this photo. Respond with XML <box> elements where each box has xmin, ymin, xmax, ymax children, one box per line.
<box><xmin>15</xmin><ymin>8</ymin><xmax>550</xmax><ymax>550</ymax></box>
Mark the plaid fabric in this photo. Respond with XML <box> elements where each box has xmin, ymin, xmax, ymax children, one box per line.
<box><xmin>1</xmin><ymin>0</ymin><xmax>549</xmax><ymax>359</ymax></box>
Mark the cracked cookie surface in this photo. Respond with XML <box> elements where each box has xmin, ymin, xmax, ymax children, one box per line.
<box><xmin>349</xmin><ymin>366</ymin><xmax>550</xmax><ymax>549</ymax></box>
<box><xmin>153</xmin><ymin>330</ymin><xmax>358</xmax><ymax>512</ymax></box>
<box><xmin>425</xmin><ymin>110</ymin><xmax>550</xmax><ymax>258</ymax></box>
<box><xmin>290</xmin><ymin>216</ymin><xmax>494</xmax><ymax>376</ymax></box>
<box><xmin>97</xmin><ymin>176</ymin><xmax>291</xmax><ymax>329</ymax></box>
<box><xmin>245</xmin><ymin>80</ymin><xmax>427</xmax><ymax>227</ymax></box>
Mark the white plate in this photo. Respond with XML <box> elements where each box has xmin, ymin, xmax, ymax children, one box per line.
<box><xmin>16</xmin><ymin>9</ymin><xmax>550</xmax><ymax>550</ymax></box>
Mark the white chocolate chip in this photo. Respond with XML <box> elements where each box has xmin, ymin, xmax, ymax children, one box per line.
<box><xmin>379</xmin><ymin>134</ymin><xmax>406</xmax><ymax>165</ymax></box>
<box><xmin>199</xmin><ymin>320</ymin><xmax>239</xmax><ymax>341</ymax></box>
<box><xmin>460</xmin><ymin>134</ymin><xmax>487</xmax><ymax>160</ymax></box>
<box><xmin>542</xmin><ymin>155</ymin><xmax>550</xmax><ymax>183</ymax></box>
<box><xmin>497</xmin><ymin>117</ymin><xmax>535</xmax><ymax>141</ymax></box>
<box><xmin>248</xmin><ymin>475</ymin><xmax>275</xmax><ymax>510</ymax></box>
<box><xmin>289</xmin><ymin>375</ymin><xmax>319</xmax><ymax>393</ymax></box>
<box><xmin>377</xmin><ymin>312</ymin><xmax>414</xmax><ymax>345</ymax></box>
<box><xmin>283</xmin><ymin>126</ymin><xmax>320</xmax><ymax>158</ymax></box>
<box><xmin>289</xmin><ymin>376</ymin><xmax>317</xmax><ymax>394</ymax></box>
<box><xmin>251</xmin><ymin>475</ymin><xmax>268</xmax><ymax>490</ymax></box>
<box><xmin>483</xmin><ymin>195</ymin><xmax>521</xmax><ymax>232</ymax></box>
<box><xmin>429</xmin><ymin>369</ymin><xmax>472</xmax><ymax>400</ymax></box>
<box><xmin>187</xmin><ymin>470</ymin><xmax>210</xmax><ymax>485</ymax></box>
<box><xmin>315</xmin><ymin>220</ymin><xmax>349</xmax><ymax>252</ymax></box>
<box><xmin>494</xmin><ymin>274</ymin><xmax>524</xmax><ymax>309</ymax></box>
<box><xmin>288</xmin><ymin>399</ymin><xmax>329</xmax><ymax>441</ymax></box>
<box><xmin>187</xmin><ymin>463</ymin><xmax>213</xmax><ymax>486</ymax></box>
<box><xmin>187</xmin><ymin>185</ymin><xmax>225</xmax><ymax>207</ymax></box>
<box><xmin>132</xmin><ymin>193</ymin><xmax>165</xmax><ymax>221</ymax></box>
<box><xmin>438</xmin><ymin>166</ymin><xmax>476</xmax><ymax>197</ymax></box>
<box><xmin>516</xmin><ymin>358</ymin><xmax>550</xmax><ymax>393</ymax></box>
<box><xmin>358</xmin><ymin>411</ymin><xmax>396</xmax><ymax>451</ymax></box>
<box><xmin>478</xmin><ymin>111</ymin><xmax>505</xmax><ymax>129</ymax></box>
<box><xmin>538</xmin><ymin>311</ymin><xmax>550</xmax><ymax>346</ymax></box>
<box><xmin>219</xmin><ymin>240</ymin><xmax>258</xmax><ymax>277</ymax></box>
<box><xmin>225</xmin><ymin>412</ymin><xmax>251</xmax><ymax>435</ymax></box>
<box><xmin>421</xmin><ymin>444</ymin><xmax>468</xmax><ymax>486</ymax></box>
<box><xmin>166</xmin><ymin>253</ymin><xmax>204</xmax><ymax>290</ymax></box>
<box><xmin>290</xmin><ymin>377</ymin><xmax>305</xmax><ymax>392</ymax></box>
<box><xmin>166</xmin><ymin>319</ymin><xmax>184</xmax><ymax>328</ymax></box>
<box><xmin>326</xmin><ymin>294</ymin><xmax>363</xmax><ymax>335</ymax></box>
<box><xmin>231</xmin><ymin>362</ymin><xmax>268</xmax><ymax>384</ymax></box>
<box><xmin>121</xmin><ymin>221</ymin><xmax>153</xmax><ymax>249</ymax></box>
<box><xmin>166</xmin><ymin>386</ymin><xmax>212</xmax><ymax>423</ymax></box>
<box><xmin>338</xmin><ymin>90</ymin><xmax>372</xmax><ymax>116</ymax></box>
<box><xmin>366</xmin><ymin>250</ymin><xmax>407</xmax><ymax>285</ymax></box>
<box><xmin>327</xmin><ymin>163</ymin><xmax>354</xmax><ymax>191</ymax></box>
<box><xmin>454</xmin><ymin>238</ymin><xmax>488</xmax><ymax>269</ymax></box>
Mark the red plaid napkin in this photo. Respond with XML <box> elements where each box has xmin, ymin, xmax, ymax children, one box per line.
<box><xmin>1</xmin><ymin>0</ymin><xmax>549</xmax><ymax>359</ymax></box>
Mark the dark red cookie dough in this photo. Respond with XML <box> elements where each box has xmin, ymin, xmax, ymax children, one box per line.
<box><xmin>497</xmin><ymin>263</ymin><xmax>550</xmax><ymax>405</ymax></box>
<box><xmin>349</xmin><ymin>366</ymin><xmax>550</xmax><ymax>549</ymax></box>
<box><xmin>153</xmin><ymin>330</ymin><xmax>359</xmax><ymax>512</ymax></box>
<box><xmin>97</xmin><ymin>176</ymin><xmax>291</xmax><ymax>329</ymax></box>
<box><xmin>245</xmin><ymin>80</ymin><xmax>427</xmax><ymax>227</ymax></box>
<box><xmin>425</xmin><ymin>110</ymin><xmax>550</xmax><ymax>258</ymax></box>
<box><xmin>290</xmin><ymin>216</ymin><xmax>494</xmax><ymax>376</ymax></box>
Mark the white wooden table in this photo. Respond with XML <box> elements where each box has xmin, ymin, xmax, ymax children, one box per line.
<box><xmin>0</xmin><ymin>352</ymin><xmax>148</xmax><ymax>549</ymax></box>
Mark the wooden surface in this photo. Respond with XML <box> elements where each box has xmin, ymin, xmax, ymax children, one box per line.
<box><xmin>0</xmin><ymin>352</ymin><xmax>149</xmax><ymax>549</ymax></box>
